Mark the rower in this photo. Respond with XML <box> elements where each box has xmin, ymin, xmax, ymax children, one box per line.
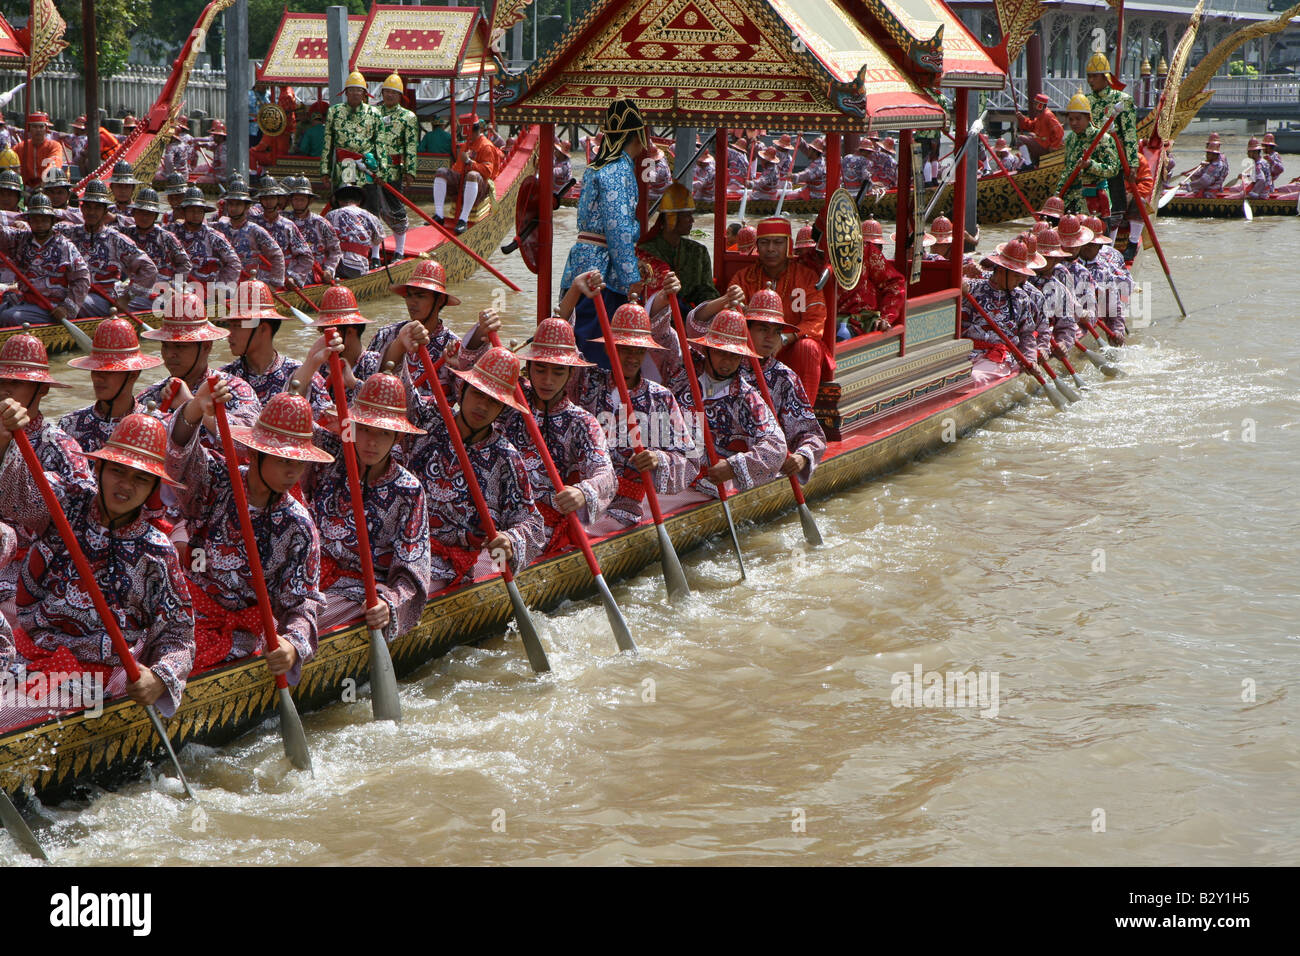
<box><xmin>960</xmin><ymin>238</ymin><xmax>1039</xmax><ymax>384</ymax></box>
<box><xmin>1244</xmin><ymin>138</ymin><xmax>1274</xmax><ymax>199</ymax></box>
<box><xmin>570</xmin><ymin>288</ymin><xmax>700</xmax><ymax>528</ymax></box>
<box><xmin>747</xmin><ymin>146</ymin><xmax>784</xmax><ymax>202</ymax></box>
<box><xmin>993</xmin><ymin>138</ymin><xmax>1024</xmax><ymax>173</ymax></box>
<box><xmin>17</xmin><ymin>112</ymin><xmax>64</xmax><ymax>190</ymax></box>
<box><xmin>367</xmin><ymin>259</ymin><xmax>465</xmax><ymax>386</ymax></box>
<box><xmin>0</xmin><ymin>403</ymin><xmax>195</xmax><ymax>714</ymax></box>
<box><xmin>0</xmin><ymin>194</ymin><xmax>91</xmax><ymax>328</ymax></box>
<box><xmin>107</xmin><ymin>162</ymin><xmax>139</xmax><ymax>225</ymax></box>
<box><xmin>302</xmin><ymin>367</ymin><xmax>431</xmax><ymax>642</ymax></box>
<box><xmin>324</xmin><ymin>182</ymin><xmax>383</xmax><ymax>278</ymax></box>
<box><xmin>726</xmin><ymin>216</ymin><xmax>837</xmax><ymax>400</ymax></box>
<box><xmin>774</xmin><ymin>134</ymin><xmax>797</xmax><ymax>177</ymax></box>
<box><xmin>1057</xmin><ymin>91</ymin><xmax>1119</xmax><ymax>218</ymax></box>
<box><xmin>0</xmin><ymin>332</ymin><xmax>92</xmax><ymax>608</ymax></box>
<box><xmin>1029</xmin><ymin>226</ymin><xmax>1083</xmax><ymax>356</ymax></box>
<box><xmin>56</xmin><ymin>179</ymin><xmax>158</xmax><ymax>318</ymax></box>
<box><xmin>320</xmin><ymin>70</ymin><xmax>384</xmax><ymax>220</ymax></box>
<box><xmin>374</xmin><ymin>73</ymin><xmax>419</xmax><ymax>257</ymax></box>
<box><xmin>837</xmin><ymin>218</ymin><xmax>906</xmax><ymax>338</ymax></box>
<box><xmin>1015</xmin><ymin>93</ymin><xmax>1065</xmax><ymax>166</ymax></box>
<box><xmin>401</xmin><ymin>346</ymin><xmax>546</xmax><ymax>589</ymax></box>
<box><xmin>563</xmin><ymin>98</ymin><xmax>648</xmax><ymax>368</ymax></box>
<box><xmin>119</xmin><ymin>187</ymin><xmax>192</xmax><ymax>302</ymax></box>
<box><xmin>284</xmin><ymin>176</ymin><xmax>342</xmax><ymax>281</ymax></box>
<box><xmin>923</xmin><ymin>216</ymin><xmax>953</xmax><ymax>261</ymax></box>
<box><xmin>0</xmin><ymin>170</ymin><xmax>23</xmax><ymax>230</ymax></box>
<box><xmin>791</xmin><ymin>137</ymin><xmax>828</xmax><ymax>200</ymax></box>
<box><xmin>216</xmin><ymin>280</ymin><xmax>331</xmax><ymax>412</ymax></box>
<box><xmin>841</xmin><ymin>140</ymin><xmax>873</xmax><ymax>192</ymax></box>
<box><xmin>1181</xmin><ymin>136</ymin><xmax>1229</xmax><ymax>197</ymax></box>
<box><xmin>1076</xmin><ymin>215</ymin><xmax>1130</xmax><ymax>345</ymax></box>
<box><xmin>725</xmin><ymin>135</ymin><xmax>749</xmax><ymax>193</ymax></box>
<box><xmin>139</xmin><ymin>290</ymin><xmax>261</xmax><ymax>446</ymax></box>
<box><xmin>668</xmin><ymin>308</ymin><xmax>787</xmax><ymax>498</ymax></box>
<box><xmin>692</xmin><ymin>147</ymin><xmax>716</xmax><ymax>202</ymax></box>
<box><xmin>868</xmin><ymin>138</ymin><xmax>899</xmax><ymax>189</ymax></box>
<box><xmin>60</xmin><ymin>318</ymin><xmax>165</xmax><ymax>452</ymax></box>
<box><xmin>299</xmin><ymin>287</ymin><xmax>374</xmax><ymax>405</ymax></box>
<box><xmin>1261</xmin><ymin>133</ymin><xmax>1284</xmax><ymax>181</ymax></box>
<box><xmin>248</xmin><ymin>177</ymin><xmax>313</xmax><ymax>290</ymax></box>
<box><xmin>167</xmin><ymin>386</ymin><xmax>326</xmax><ymax>680</ymax></box>
<box><xmin>637</xmin><ymin>184</ymin><xmax>719</xmax><ymax>313</ymax></box>
<box><xmin>1086</xmin><ymin>52</ymin><xmax>1139</xmax><ymax>231</ymax></box>
<box><xmin>1036</xmin><ymin>195</ymin><xmax>1065</xmax><ymax>227</ymax></box>
<box><xmin>160</xmin><ymin>119</ymin><xmax>195</xmax><ymax>185</ymax></box>
<box><xmin>433</xmin><ymin>115</ymin><xmax>502</xmax><ymax>235</ymax></box>
<box><xmin>193</xmin><ymin>121</ymin><xmax>228</xmax><ymax>185</ymax></box>
<box><xmin>40</xmin><ymin>168</ymin><xmax>82</xmax><ymax>226</ymax></box>
<box><xmin>491</xmin><ymin>318</ymin><xmax>615</xmax><ymax>554</ymax></box>
<box><xmin>160</xmin><ymin>172</ymin><xmax>189</xmax><ymax>225</ymax></box>
<box><xmin>742</xmin><ymin>286</ymin><xmax>826</xmax><ymax>484</ymax></box>
<box><xmin>214</xmin><ymin>176</ymin><xmax>286</xmax><ymax>289</ymax></box>
<box><xmin>1012</xmin><ymin>233</ymin><xmax>1049</xmax><ymax>362</ymax></box>
<box><xmin>1054</xmin><ymin>214</ymin><xmax>1101</xmax><ymax>332</ymax></box>
<box><xmin>166</xmin><ymin>187</ymin><xmax>241</xmax><ymax>292</ymax></box>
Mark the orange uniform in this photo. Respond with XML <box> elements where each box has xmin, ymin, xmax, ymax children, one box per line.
<box><xmin>19</xmin><ymin>138</ymin><xmax>64</xmax><ymax>189</ymax></box>
<box><xmin>733</xmin><ymin>260</ymin><xmax>827</xmax><ymax>341</ymax></box>
<box><xmin>452</xmin><ymin>133</ymin><xmax>503</xmax><ymax>181</ymax></box>
<box><xmin>1017</xmin><ymin>109</ymin><xmax>1064</xmax><ymax>152</ymax></box>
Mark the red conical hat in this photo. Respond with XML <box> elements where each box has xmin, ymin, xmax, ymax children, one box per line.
<box><xmin>68</xmin><ymin>318</ymin><xmax>164</xmax><ymax>372</ymax></box>
<box><xmin>589</xmin><ymin>300</ymin><xmax>665</xmax><ymax>351</ymax></box>
<box><xmin>229</xmin><ymin>393</ymin><xmax>335</xmax><ymax>463</ymax></box>
<box><xmin>1037</xmin><ymin>195</ymin><xmax>1065</xmax><ymax>219</ymax></box>
<box><xmin>861</xmin><ymin>218</ymin><xmax>894</xmax><ymax>246</ymax></box>
<box><xmin>929</xmin><ymin>216</ymin><xmax>954</xmax><ymax>242</ymax></box>
<box><xmin>389</xmin><ymin>258</ymin><xmax>460</xmax><ymax>304</ymax></box>
<box><xmin>690</xmin><ymin>308</ymin><xmax>760</xmax><ymax>358</ymax></box>
<box><xmin>794</xmin><ymin>224</ymin><xmax>815</xmax><ymax>250</ymax></box>
<box><xmin>1019</xmin><ymin>234</ymin><xmax>1049</xmax><ymax>270</ymax></box>
<box><xmin>84</xmin><ymin>413</ymin><xmax>183</xmax><ymax>487</ymax></box>
<box><xmin>348</xmin><ymin>370</ymin><xmax>425</xmax><ymax>435</ymax></box>
<box><xmin>450</xmin><ymin>346</ymin><xmax>529</xmax><ymax>413</ymax></box>
<box><xmin>1035</xmin><ymin>228</ymin><xmax>1071</xmax><ymax>259</ymax></box>
<box><xmin>225</xmin><ymin>280</ymin><xmax>284</xmax><ymax>321</ymax></box>
<box><xmin>312</xmin><ymin>285</ymin><xmax>371</xmax><ymax>327</ymax></box>
<box><xmin>516</xmin><ymin>317</ymin><xmax>594</xmax><ymax>367</ymax></box>
<box><xmin>736</xmin><ymin>225</ymin><xmax>757</xmax><ymax>252</ymax></box>
<box><xmin>0</xmin><ymin>332</ymin><xmax>71</xmax><ymax>387</ymax></box>
<box><xmin>141</xmin><ymin>291</ymin><xmax>228</xmax><ymax>342</ymax></box>
<box><xmin>980</xmin><ymin>238</ymin><xmax>1037</xmax><ymax>277</ymax></box>
<box><xmin>1056</xmin><ymin>214</ymin><xmax>1095</xmax><ymax>249</ymax></box>
<box><xmin>743</xmin><ymin>284</ymin><xmax>797</xmax><ymax>332</ymax></box>
<box><xmin>1247</xmin><ymin>137</ymin><xmax>1262</xmax><ymax>151</ymax></box>
<box><xmin>1081</xmin><ymin>216</ymin><xmax>1114</xmax><ymax>245</ymax></box>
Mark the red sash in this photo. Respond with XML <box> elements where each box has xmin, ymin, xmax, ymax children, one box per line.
<box><xmin>536</xmin><ymin>501</ymin><xmax>574</xmax><ymax>557</ymax></box>
<box><xmin>430</xmin><ymin>535</ymin><xmax>482</xmax><ymax>583</ymax></box>
<box><xmin>616</xmin><ymin>469</ymin><xmax>645</xmax><ymax>504</ymax></box>
<box><xmin>186</xmin><ymin>578</ymin><xmax>260</xmax><ymax>671</ymax></box>
<box><xmin>972</xmin><ymin>339</ymin><xmax>1010</xmax><ymax>364</ymax></box>
<box><xmin>340</xmin><ymin>239</ymin><xmax>371</xmax><ymax>258</ymax></box>
<box><xmin>320</xmin><ymin>551</ymin><xmax>349</xmax><ymax>592</ymax></box>
<box><xmin>13</xmin><ymin>627</ymin><xmax>115</xmax><ymax>701</ymax></box>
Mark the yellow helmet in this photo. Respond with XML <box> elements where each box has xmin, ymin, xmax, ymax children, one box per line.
<box><xmin>382</xmin><ymin>73</ymin><xmax>403</xmax><ymax>93</ymax></box>
<box><xmin>660</xmin><ymin>182</ymin><xmax>694</xmax><ymax>230</ymax></box>
<box><xmin>344</xmin><ymin>71</ymin><xmax>368</xmax><ymax>93</ymax></box>
<box><xmin>0</xmin><ymin>148</ymin><xmax>17</xmax><ymax>169</ymax></box>
<box><xmin>1066</xmin><ymin>91</ymin><xmax>1092</xmax><ymax>114</ymax></box>
<box><xmin>1085</xmin><ymin>51</ymin><xmax>1111</xmax><ymax>75</ymax></box>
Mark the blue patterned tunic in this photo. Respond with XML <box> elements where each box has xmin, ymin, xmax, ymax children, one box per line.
<box><xmin>960</xmin><ymin>277</ymin><xmax>1038</xmax><ymax>362</ymax></box>
<box><xmin>120</xmin><ymin>223</ymin><xmax>192</xmax><ymax>280</ymax></box>
<box><xmin>287</xmin><ymin>209</ymin><xmax>342</xmax><ymax>278</ymax></box>
<box><xmin>214</xmin><ymin>218</ymin><xmax>285</xmax><ymax>287</ymax></box>
<box><xmin>167</xmin><ymin>222</ymin><xmax>241</xmax><ymax>285</ymax></box>
<box><xmin>252</xmin><ymin>212</ymin><xmax>315</xmax><ymax>287</ymax></box>
<box><xmin>562</xmin><ymin>152</ymin><xmax>640</xmax><ymax>296</ymax></box>
<box><xmin>742</xmin><ymin>357</ymin><xmax>826</xmax><ymax>484</ymax></box>
<box><xmin>58</xmin><ymin>400</ymin><xmax>150</xmax><ymax>455</ymax></box>
<box><xmin>55</xmin><ymin>223</ymin><xmax>158</xmax><ymax>301</ymax></box>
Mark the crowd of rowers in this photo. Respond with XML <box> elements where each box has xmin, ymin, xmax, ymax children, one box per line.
<box><xmin>0</xmin><ymin>154</ymin><xmax>406</xmax><ymax>331</ymax></box>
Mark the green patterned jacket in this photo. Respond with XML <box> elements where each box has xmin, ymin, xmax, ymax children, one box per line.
<box><xmin>1088</xmin><ymin>86</ymin><xmax>1138</xmax><ymax>172</ymax></box>
<box><xmin>321</xmin><ymin>102</ymin><xmax>386</xmax><ymax>184</ymax></box>
<box><xmin>375</xmin><ymin>104</ymin><xmax>420</xmax><ymax>185</ymax></box>
<box><xmin>1056</xmin><ymin>126</ymin><xmax>1120</xmax><ymax>213</ymax></box>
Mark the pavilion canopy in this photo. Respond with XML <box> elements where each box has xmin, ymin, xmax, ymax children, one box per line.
<box><xmin>256</xmin><ymin>11</ymin><xmax>365</xmax><ymax>86</ymax></box>
<box><xmin>860</xmin><ymin>0</ymin><xmax>1006</xmax><ymax>88</ymax></box>
<box><xmin>494</xmin><ymin>0</ymin><xmax>950</xmax><ymax>133</ymax></box>
<box><xmin>350</xmin><ymin>5</ymin><xmax>496</xmax><ymax>80</ymax></box>
<box><xmin>0</xmin><ymin>12</ymin><xmax>29</xmax><ymax>68</ymax></box>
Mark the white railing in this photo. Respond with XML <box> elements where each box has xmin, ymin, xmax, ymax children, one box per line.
<box><xmin>1</xmin><ymin>63</ymin><xmax>229</xmax><ymax>127</ymax></box>
<box><xmin>1204</xmin><ymin>74</ymin><xmax>1300</xmax><ymax>105</ymax></box>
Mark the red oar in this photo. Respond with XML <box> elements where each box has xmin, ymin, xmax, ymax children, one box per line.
<box><xmin>666</xmin><ymin>294</ymin><xmax>747</xmax><ymax>578</ymax></box>
<box><xmin>415</xmin><ymin>345</ymin><xmax>549</xmax><ymax>672</ymax></box>
<box><xmin>962</xmin><ymin>293</ymin><xmax>1068</xmax><ymax>410</ymax></box>
<box><xmin>379</xmin><ymin>182</ymin><xmax>521</xmax><ymax>292</ymax></box>
<box><xmin>323</xmin><ymin>334</ymin><xmax>402</xmax><ymax>721</ymax></box>
<box><xmin>0</xmin><ymin>248</ymin><xmax>94</xmax><ymax>351</ymax></box>
<box><xmin>978</xmin><ymin>132</ymin><xmax>1036</xmax><ymax>219</ymax></box>
<box><xmin>590</xmin><ymin>295</ymin><xmax>691</xmax><ymax>601</ymax></box>
<box><xmin>742</xmin><ymin>339</ymin><xmax>824</xmax><ymax>546</ymax></box>
<box><xmin>1110</xmin><ymin>130</ymin><xmax>1187</xmax><ymax>318</ymax></box>
<box><xmin>10</xmin><ymin>429</ymin><xmax>197</xmax><ymax>798</ymax></box>
<box><xmin>1051</xmin><ymin>340</ymin><xmax>1090</xmax><ymax>391</ymax></box>
<box><xmin>486</xmin><ymin>331</ymin><xmax>636</xmax><ymax>653</ymax></box>
<box><xmin>208</xmin><ymin>375</ymin><xmax>313</xmax><ymax>770</ymax></box>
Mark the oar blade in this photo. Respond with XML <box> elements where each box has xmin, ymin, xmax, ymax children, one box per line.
<box><xmin>0</xmin><ymin>787</ymin><xmax>47</xmax><ymax>861</ymax></box>
<box><xmin>505</xmin><ymin>578</ymin><xmax>551</xmax><ymax>674</ymax></box>
<box><xmin>720</xmin><ymin>499</ymin><xmax>748</xmax><ymax>580</ymax></box>
<box><xmin>655</xmin><ymin>522</ymin><xmax>691</xmax><ymax>602</ymax></box>
<box><xmin>594</xmin><ymin>574</ymin><xmax>637</xmax><ymax>654</ymax></box>
<box><xmin>60</xmin><ymin>318</ymin><xmax>94</xmax><ymax>352</ymax></box>
<box><xmin>145</xmin><ymin>704</ymin><xmax>197</xmax><ymax>800</ymax></box>
<box><xmin>797</xmin><ymin>502</ymin><xmax>824</xmax><ymax>547</ymax></box>
<box><xmin>367</xmin><ymin>628</ymin><xmax>402</xmax><ymax>723</ymax></box>
<box><xmin>1055</xmin><ymin>376</ymin><xmax>1083</xmax><ymax>402</ymax></box>
<box><xmin>1243</xmin><ymin>200</ymin><xmax>1253</xmax><ymax>222</ymax></box>
<box><xmin>277</xmin><ymin>687</ymin><xmax>314</xmax><ymax>773</ymax></box>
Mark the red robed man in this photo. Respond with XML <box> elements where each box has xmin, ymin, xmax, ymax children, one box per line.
<box><xmin>733</xmin><ymin>217</ymin><xmax>828</xmax><ymax>400</ymax></box>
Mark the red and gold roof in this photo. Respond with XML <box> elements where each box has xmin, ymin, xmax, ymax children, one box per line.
<box><xmin>0</xmin><ymin>12</ymin><xmax>28</xmax><ymax>67</ymax></box>
<box><xmin>495</xmin><ymin>0</ymin><xmax>948</xmax><ymax>132</ymax></box>
<box><xmin>256</xmin><ymin>11</ymin><xmax>366</xmax><ymax>85</ymax></box>
<box><xmin>350</xmin><ymin>5</ymin><xmax>495</xmax><ymax>79</ymax></box>
<box><xmin>847</xmin><ymin>0</ymin><xmax>1005</xmax><ymax>88</ymax></box>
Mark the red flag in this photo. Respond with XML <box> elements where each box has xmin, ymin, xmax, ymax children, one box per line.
<box><xmin>27</xmin><ymin>0</ymin><xmax>69</xmax><ymax>81</ymax></box>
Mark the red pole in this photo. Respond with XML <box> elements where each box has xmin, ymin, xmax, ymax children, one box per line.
<box><xmin>894</xmin><ymin>129</ymin><xmax>912</xmax><ymax>279</ymax></box>
<box><xmin>950</xmin><ymin>89</ymin><xmax>970</xmax><ymax>297</ymax></box>
<box><xmin>666</xmin><ymin>295</ymin><xmax>730</xmax><ymax>497</ymax></box>
<box><xmin>978</xmin><ymin>132</ymin><xmax>1037</xmax><ymax>218</ymax></box>
<box><xmin>1057</xmin><ymin>110</ymin><xmax>1121</xmax><ymax>199</ymax></box>
<box><xmin>822</xmin><ymin>132</ymin><xmax>841</xmax><ymax>361</ymax></box>
<box><xmin>714</xmin><ymin>125</ymin><xmax>727</xmax><ymax>289</ymax></box>
<box><xmin>208</xmin><ymin>375</ymin><xmax>292</xmax><ymax>692</ymax></box>
<box><xmin>324</xmin><ymin>347</ymin><xmax>381</xmax><ymax>617</ymax></box>
<box><xmin>538</xmin><ymin>123</ymin><xmax>554</xmax><ymax>322</ymax></box>
<box><xmin>1109</xmin><ymin>130</ymin><xmax>1187</xmax><ymax>317</ymax></box>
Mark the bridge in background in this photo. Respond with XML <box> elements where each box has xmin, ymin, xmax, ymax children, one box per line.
<box><xmin>983</xmin><ymin>74</ymin><xmax>1300</xmax><ymax>121</ymax></box>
